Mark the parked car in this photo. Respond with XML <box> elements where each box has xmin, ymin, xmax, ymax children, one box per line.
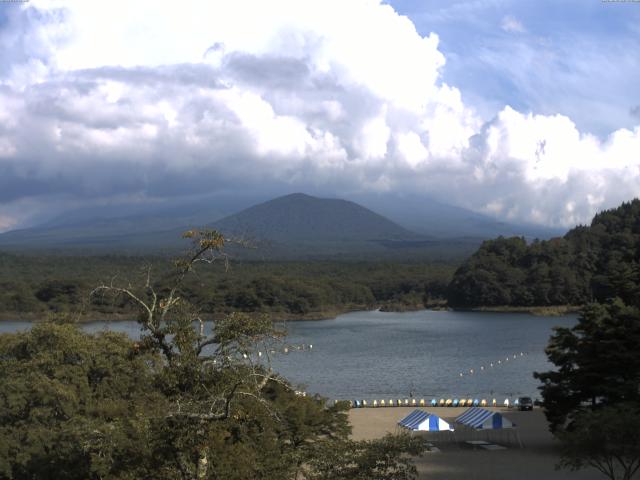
<box><xmin>517</xmin><ymin>396</ymin><xmax>533</xmax><ymax>411</ymax></box>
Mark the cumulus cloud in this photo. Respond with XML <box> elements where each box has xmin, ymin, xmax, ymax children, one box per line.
<box><xmin>0</xmin><ymin>0</ymin><xmax>638</xmax><ymax>231</ymax></box>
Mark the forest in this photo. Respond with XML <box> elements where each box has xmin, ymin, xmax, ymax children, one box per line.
<box><xmin>447</xmin><ymin>199</ymin><xmax>640</xmax><ymax>309</ymax></box>
<box><xmin>0</xmin><ymin>254</ymin><xmax>454</xmax><ymax>321</ymax></box>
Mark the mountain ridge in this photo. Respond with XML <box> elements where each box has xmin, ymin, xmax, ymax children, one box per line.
<box><xmin>0</xmin><ymin>192</ymin><xmax>564</xmax><ymax>259</ymax></box>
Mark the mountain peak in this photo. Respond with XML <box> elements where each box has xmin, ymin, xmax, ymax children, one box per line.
<box><xmin>212</xmin><ymin>194</ymin><xmax>416</xmax><ymax>243</ymax></box>
<box><xmin>280</xmin><ymin>192</ymin><xmax>315</xmax><ymax>200</ymax></box>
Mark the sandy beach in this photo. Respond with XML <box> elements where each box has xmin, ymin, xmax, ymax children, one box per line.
<box><xmin>349</xmin><ymin>406</ymin><xmax>604</xmax><ymax>479</ymax></box>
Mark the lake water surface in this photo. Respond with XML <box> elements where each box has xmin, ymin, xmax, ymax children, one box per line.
<box><xmin>1</xmin><ymin>309</ymin><xmax>576</xmax><ymax>402</ymax></box>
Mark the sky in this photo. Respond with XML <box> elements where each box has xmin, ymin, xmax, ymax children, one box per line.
<box><xmin>0</xmin><ymin>0</ymin><xmax>639</xmax><ymax>232</ymax></box>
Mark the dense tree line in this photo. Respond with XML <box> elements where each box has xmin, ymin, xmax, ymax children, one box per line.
<box><xmin>0</xmin><ymin>255</ymin><xmax>453</xmax><ymax>319</ymax></box>
<box><xmin>448</xmin><ymin>199</ymin><xmax>640</xmax><ymax>308</ymax></box>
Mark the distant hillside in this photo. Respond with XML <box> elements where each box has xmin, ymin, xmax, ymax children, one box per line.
<box><xmin>211</xmin><ymin>193</ymin><xmax>417</xmax><ymax>243</ymax></box>
<box><xmin>447</xmin><ymin>199</ymin><xmax>640</xmax><ymax>308</ymax></box>
<box><xmin>0</xmin><ymin>191</ymin><xmax>555</xmax><ymax>260</ymax></box>
<box><xmin>352</xmin><ymin>193</ymin><xmax>564</xmax><ymax>240</ymax></box>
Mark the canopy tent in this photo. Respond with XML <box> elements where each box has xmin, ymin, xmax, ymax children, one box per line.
<box><xmin>398</xmin><ymin>409</ymin><xmax>453</xmax><ymax>432</ymax></box>
<box><xmin>455</xmin><ymin>407</ymin><xmax>522</xmax><ymax>447</ymax></box>
<box><xmin>455</xmin><ymin>407</ymin><xmax>515</xmax><ymax>430</ymax></box>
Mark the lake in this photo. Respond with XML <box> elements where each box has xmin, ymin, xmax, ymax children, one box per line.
<box><xmin>0</xmin><ymin>309</ymin><xmax>576</xmax><ymax>402</ymax></box>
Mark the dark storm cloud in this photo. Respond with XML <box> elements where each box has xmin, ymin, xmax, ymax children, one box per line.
<box><xmin>223</xmin><ymin>53</ymin><xmax>311</xmax><ymax>89</ymax></box>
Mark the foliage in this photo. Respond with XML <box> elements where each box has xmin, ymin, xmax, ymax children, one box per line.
<box><xmin>557</xmin><ymin>404</ymin><xmax>640</xmax><ymax>480</ymax></box>
<box><xmin>534</xmin><ymin>299</ymin><xmax>640</xmax><ymax>432</ymax></box>
<box><xmin>0</xmin><ymin>323</ymin><xmax>166</xmax><ymax>479</ymax></box>
<box><xmin>536</xmin><ymin>299</ymin><xmax>640</xmax><ymax>479</ymax></box>
<box><xmin>0</xmin><ymin>230</ymin><xmax>425</xmax><ymax>479</ymax></box>
<box><xmin>306</xmin><ymin>433</ymin><xmax>424</xmax><ymax>480</ymax></box>
<box><xmin>448</xmin><ymin>199</ymin><xmax>640</xmax><ymax>308</ymax></box>
<box><xmin>0</xmin><ymin>253</ymin><xmax>454</xmax><ymax>319</ymax></box>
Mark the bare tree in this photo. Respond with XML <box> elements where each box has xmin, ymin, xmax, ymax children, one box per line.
<box><xmin>91</xmin><ymin>229</ymin><xmax>286</xmax><ymax>479</ymax></box>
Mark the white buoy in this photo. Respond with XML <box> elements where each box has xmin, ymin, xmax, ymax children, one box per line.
<box><xmin>309</xmin><ymin>344</ymin><xmax>313</xmax><ymax>349</ymax></box>
<box><xmin>258</xmin><ymin>351</ymin><xmax>262</xmax><ymax>357</ymax></box>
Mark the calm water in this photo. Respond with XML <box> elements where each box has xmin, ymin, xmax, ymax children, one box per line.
<box><xmin>0</xmin><ymin>309</ymin><xmax>576</xmax><ymax>401</ymax></box>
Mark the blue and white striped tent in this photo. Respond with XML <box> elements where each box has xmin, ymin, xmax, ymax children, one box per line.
<box><xmin>455</xmin><ymin>407</ymin><xmax>515</xmax><ymax>430</ymax></box>
<box><xmin>398</xmin><ymin>410</ymin><xmax>454</xmax><ymax>432</ymax></box>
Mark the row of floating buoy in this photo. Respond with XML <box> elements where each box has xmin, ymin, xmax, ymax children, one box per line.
<box><xmin>343</xmin><ymin>398</ymin><xmax>513</xmax><ymax>408</ymax></box>
<box><xmin>209</xmin><ymin>345</ymin><xmax>314</xmax><ymax>363</ymax></box>
<box><xmin>459</xmin><ymin>352</ymin><xmax>526</xmax><ymax>378</ymax></box>
<box><xmin>225</xmin><ymin>344</ymin><xmax>315</xmax><ymax>360</ymax></box>
<box><xmin>259</xmin><ymin>344</ymin><xmax>313</xmax><ymax>356</ymax></box>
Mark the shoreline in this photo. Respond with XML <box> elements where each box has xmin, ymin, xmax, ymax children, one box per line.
<box><xmin>0</xmin><ymin>303</ymin><xmax>581</xmax><ymax>323</ymax></box>
<box><xmin>461</xmin><ymin>305</ymin><xmax>582</xmax><ymax>316</ymax></box>
<box><xmin>0</xmin><ymin>306</ymin><xmax>373</xmax><ymax>323</ymax></box>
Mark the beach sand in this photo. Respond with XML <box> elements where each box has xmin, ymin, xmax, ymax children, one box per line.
<box><xmin>348</xmin><ymin>406</ymin><xmax>604</xmax><ymax>479</ymax></box>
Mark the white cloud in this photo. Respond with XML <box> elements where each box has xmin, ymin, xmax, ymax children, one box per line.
<box><xmin>501</xmin><ymin>15</ymin><xmax>525</xmax><ymax>34</ymax></box>
<box><xmin>0</xmin><ymin>0</ymin><xmax>638</xmax><ymax>230</ymax></box>
<box><xmin>355</xmin><ymin>108</ymin><xmax>391</xmax><ymax>160</ymax></box>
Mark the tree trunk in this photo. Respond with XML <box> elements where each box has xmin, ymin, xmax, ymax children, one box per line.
<box><xmin>196</xmin><ymin>449</ymin><xmax>208</xmax><ymax>480</ymax></box>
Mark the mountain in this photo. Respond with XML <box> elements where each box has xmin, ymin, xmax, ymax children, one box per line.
<box><xmin>205</xmin><ymin>193</ymin><xmax>458</xmax><ymax>259</ymax></box>
<box><xmin>351</xmin><ymin>193</ymin><xmax>564</xmax><ymax>240</ymax></box>
<box><xmin>0</xmin><ymin>193</ymin><xmax>267</xmax><ymax>253</ymax></box>
<box><xmin>211</xmin><ymin>193</ymin><xmax>417</xmax><ymax>243</ymax></box>
<box><xmin>0</xmin><ymin>192</ymin><xmax>563</xmax><ymax>259</ymax></box>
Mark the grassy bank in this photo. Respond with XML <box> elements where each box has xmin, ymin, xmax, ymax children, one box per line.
<box><xmin>465</xmin><ymin>305</ymin><xmax>582</xmax><ymax>316</ymax></box>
